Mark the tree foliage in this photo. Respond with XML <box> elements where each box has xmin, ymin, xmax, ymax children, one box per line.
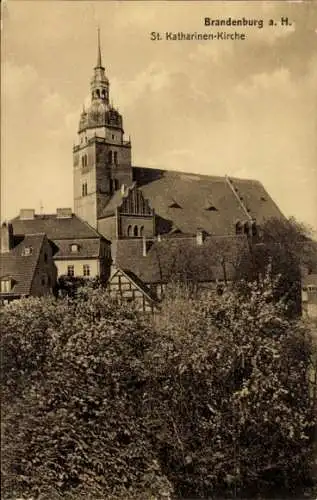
<box><xmin>235</xmin><ymin>217</ymin><xmax>317</xmax><ymax>317</ymax></box>
<box><xmin>1</xmin><ymin>279</ymin><xmax>316</xmax><ymax>499</ymax></box>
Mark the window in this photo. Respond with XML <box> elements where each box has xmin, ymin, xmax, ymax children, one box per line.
<box><xmin>244</xmin><ymin>222</ymin><xmax>250</xmax><ymax>236</ymax></box>
<box><xmin>82</xmin><ymin>183</ymin><xmax>88</xmax><ymax>196</ymax></box>
<box><xmin>1</xmin><ymin>279</ymin><xmax>12</xmax><ymax>293</ymax></box>
<box><xmin>112</xmin><ymin>134</ymin><xmax>115</xmax><ymax>140</ymax></box>
<box><xmin>82</xmin><ymin>155</ymin><xmax>88</xmax><ymax>168</ymax></box>
<box><xmin>133</xmin><ymin>225</ymin><xmax>138</xmax><ymax>237</ymax></box>
<box><xmin>67</xmin><ymin>265</ymin><xmax>74</xmax><ymax>277</ymax></box>
<box><xmin>83</xmin><ymin>264</ymin><xmax>90</xmax><ymax>277</ymax></box>
<box><xmin>41</xmin><ymin>276</ymin><xmax>46</xmax><ymax>286</ymax></box>
<box><xmin>22</xmin><ymin>246</ymin><xmax>33</xmax><ymax>256</ymax></box>
<box><xmin>70</xmin><ymin>244</ymin><xmax>79</xmax><ymax>253</ymax></box>
<box><xmin>251</xmin><ymin>222</ymin><xmax>257</xmax><ymax>237</ymax></box>
<box><xmin>96</xmin><ymin>89</ymin><xmax>100</xmax><ymax>98</ymax></box>
<box><xmin>140</xmin><ymin>226</ymin><xmax>144</xmax><ymax>237</ymax></box>
<box><xmin>127</xmin><ymin>225</ymin><xmax>132</xmax><ymax>237</ymax></box>
<box><xmin>108</xmin><ymin>150</ymin><xmax>113</xmax><ymax>164</ymax></box>
<box><xmin>114</xmin><ymin>179</ymin><xmax>119</xmax><ymax>190</ymax></box>
<box><xmin>235</xmin><ymin>221</ymin><xmax>243</xmax><ymax>235</ymax></box>
<box><xmin>44</xmin><ymin>252</ymin><xmax>48</xmax><ymax>263</ymax></box>
<box><xmin>114</xmin><ymin>151</ymin><xmax>118</xmax><ymax>164</ymax></box>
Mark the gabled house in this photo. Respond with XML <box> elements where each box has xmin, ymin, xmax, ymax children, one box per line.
<box><xmin>107</xmin><ymin>267</ymin><xmax>158</xmax><ymax>313</ymax></box>
<box><xmin>0</xmin><ymin>222</ymin><xmax>57</xmax><ymax>304</ymax></box>
<box><xmin>10</xmin><ymin>208</ymin><xmax>111</xmax><ymax>281</ymax></box>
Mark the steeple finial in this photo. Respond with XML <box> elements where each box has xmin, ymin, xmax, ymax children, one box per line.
<box><xmin>96</xmin><ymin>26</ymin><xmax>103</xmax><ymax>68</ymax></box>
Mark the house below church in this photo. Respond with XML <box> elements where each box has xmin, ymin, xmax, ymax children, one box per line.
<box><xmin>0</xmin><ymin>222</ymin><xmax>57</xmax><ymax>304</ymax></box>
<box><xmin>10</xmin><ymin>208</ymin><xmax>111</xmax><ymax>281</ymax></box>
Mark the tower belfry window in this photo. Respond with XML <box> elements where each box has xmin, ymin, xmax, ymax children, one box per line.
<box><xmin>114</xmin><ymin>152</ymin><xmax>118</xmax><ymax>164</ymax></box>
<box><xmin>108</xmin><ymin>151</ymin><xmax>113</xmax><ymax>164</ymax></box>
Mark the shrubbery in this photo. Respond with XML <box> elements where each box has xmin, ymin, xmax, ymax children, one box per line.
<box><xmin>1</xmin><ymin>279</ymin><xmax>316</xmax><ymax>499</ymax></box>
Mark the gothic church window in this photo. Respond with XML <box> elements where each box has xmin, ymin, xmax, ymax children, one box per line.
<box><xmin>140</xmin><ymin>226</ymin><xmax>144</xmax><ymax>237</ymax></box>
<box><xmin>133</xmin><ymin>225</ymin><xmax>138</xmax><ymax>237</ymax></box>
<box><xmin>127</xmin><ymin>225</ymin><xmax>132</xmax><ymax>237</ymax></box>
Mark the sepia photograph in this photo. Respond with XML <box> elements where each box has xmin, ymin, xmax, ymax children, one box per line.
<box><xmin>1</xmin><ymin>1</ymin><xmax>317</xmax><ymax>499</ymax></box>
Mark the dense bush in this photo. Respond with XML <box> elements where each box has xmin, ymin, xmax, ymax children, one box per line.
<box><xmin>1</xmin><ymin>280</ymin><xmax>316</xmax><ymax>499</ymax></box>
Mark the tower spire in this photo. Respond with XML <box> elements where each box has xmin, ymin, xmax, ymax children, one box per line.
<box><xmin>96</xmin><ymin>26</ymin><xmax>103</xmax><ymax>69</ymax></box>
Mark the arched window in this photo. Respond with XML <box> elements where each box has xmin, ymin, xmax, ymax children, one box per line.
<box><xmin>244</xmin><ymin>222</ymin><xmax>250</xmax><ymax>236</ymax></box>
<box><xmin>101</xmin><ymin>89</ymin><xmax>105</xmax><ymax>99</ymax></box>
<box><xmin>96</xmin><ymin>89</ymin><xmax>100</xmax><ymax>98</ymax></box>
<box><xmin>251</xmin><ymin>222</ymin><xmax>257</xmax><ymax>237</ymax></box>
<box><xmin>140</xmin><ymin>226</ymin><xmax>144</xmax><ymax>237</ymax></box>
<box><xmin>108</xmin><ymin>150</ymin><xmax>113</xmax><ymax>164</ymax></box>
<box><xmin>133</xmin><ymin>225</ymin><xmax>138</xmax><ymax>237</ymax></box>
<box><xmin>81</xmin><ymin>156</ymin><xmax>85</xmax><ymax>168</ymax></box>
<box><xmin>114</xmin><ymin>151</ymin><xmax>118</xmax><ymax>164</ymax></box>
<box><xmin>235</xmin><ymin>221</ymin><xmax>243</xmax><ymax>235</ymax></box>
<box><xmin>127</xmin><ymin>225</ymin><xmax>132</xmax><ymax>237</ymax></box>
<box><xmin>114</xmin><ymin>179</ymin><xmax>119</xmax><ymax>190</ymax></box>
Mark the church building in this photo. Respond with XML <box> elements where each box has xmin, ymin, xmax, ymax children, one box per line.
<box><xmin>72</xmin><ymin>32</ymin><xmax>285</xmax><ymax>307</ymax></box>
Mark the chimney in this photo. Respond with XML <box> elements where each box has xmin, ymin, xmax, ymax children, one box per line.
<box><xmin>20</xmin><ymin>209</ymin><xmax>35</xmax><ymax>220</ymax></box>
<box><xmin>1</xmin><ymin>222</ymin><xmax>14</xmax><ymax>253</ymax></box>
<box><xmin>56</xmin><ymin>208</ymin><xmax>72</xmax><ymax>218</ymax></box>
<box><xmin>196</xmin><ymin>229</ymin><xmax>205</xmax><ymax>246</ymax></box>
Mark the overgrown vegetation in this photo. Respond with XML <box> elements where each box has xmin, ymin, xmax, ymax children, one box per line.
<box><xmin>2</xmin><ymin>275</ymin><xmax>316</xmax><ymax>499</ymax></box>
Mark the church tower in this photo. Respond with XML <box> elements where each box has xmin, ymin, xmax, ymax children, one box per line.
<box><xmin>73</xmin><ymin>29</ymin><xmax>132</xmax><ymax>228</ymax></box>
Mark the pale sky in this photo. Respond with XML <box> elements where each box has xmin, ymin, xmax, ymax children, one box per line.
<box><xmin>1</xmin><ymin>1</ymin><xmax>317</xmax><ymax>232</ymax></box>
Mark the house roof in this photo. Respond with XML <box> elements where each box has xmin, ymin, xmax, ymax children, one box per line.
<box><xmin>10</xmin><ymin>213</ymin><xmax>110</xmax><ymax>260</ymax></box>
<box><xmin>52</xmin><ymin>238</ymin><xmax>103</xmax><ymax>259</ymax></box>
<box><xmin>0</xmin><ymin>234</ymin><xmax>46</xmax><ymax>296</ymax></box>
<box><xmin>114</xmin><ymin>235</ymin><xmax>248</xmax><ymax>284</ymax></box>
<box><xmin>11</xmin><ymin>213</ymin><xmax>107</xmax><ymax>241</ymax></box>
<box><xmin>131</xmin><ymin>167</ymin><xmax>284</xmax><ymax>236</ymax></box>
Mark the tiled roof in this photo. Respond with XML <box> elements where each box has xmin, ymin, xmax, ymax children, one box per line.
<box><xmin>11</xmin><ymin>214</ymin><xmax>105</xmax><ymax>240</ymax></box>
<box><xmin>132</xmin><ymin>167</ymin><xmax>284</xmax><ymax>236</ymax></box>
<box><xmin>115</xmin><ymin>235</ymin><xmax>248</xmax><ymax>284</ymax></box>
<box><xmin>0</xmin><ymin>234</ymin><xmax>45</xmax><ymax>296</ymax></box>
<box><xmin>99</xmin><ymin>189</ymin><xmax>123</xmax><ymax>217</ymax></box>
<box><xmin>52</xmin><ymin>239</ymin><xmax>102</xmax><ymax>259</ymax></box>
